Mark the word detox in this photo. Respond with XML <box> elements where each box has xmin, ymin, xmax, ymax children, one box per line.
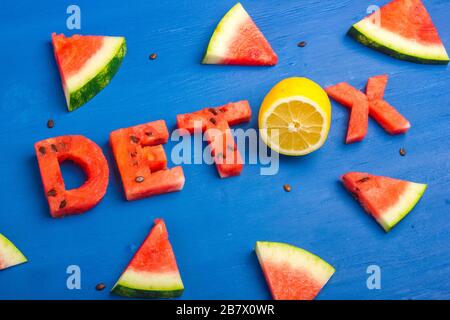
<box><xmin>34</xmin><ymin>101</ymin><xmax>251</xmax><ymax>217</ymax></box>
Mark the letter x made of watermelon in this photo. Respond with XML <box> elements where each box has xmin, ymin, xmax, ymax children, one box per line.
<box><xmin>326</xmin><ymin>75</ymin><xmax>410</xmax><ymax>144</ymax></box>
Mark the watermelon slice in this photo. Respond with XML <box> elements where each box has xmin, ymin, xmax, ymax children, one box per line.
<box><xmin>255</xmin><ymin>242</ymin><xmax>335</xmax><ymax>300</ymax></box>
<box><xmin>176</xmin><ymin>101</ymin><xmax>251</xmax><ymax>178</ymax></box>
<box><xmin>52</xmin><ymin>33</ymin><xmax>126</xmax><ymax>111</ymax></box>
<box><xmin>342</xmin><ymin>172</ymin><xmax>427</xmax><ymax>232</ymax></box>
<box><xmin>0</xmin><ymin>234</ymin><xmax>27</xmax><ymax>271</ymax></box>
<box><xmin>348</xmin><ymin>0</ymin><xmax>449</xmax><ymax>64</ymax></box>
<box><xmin>35</xmin><ymin>135</ymin><xmax>109</xmax><ymax>218</ymax></box>
<box><xmin>112</xmin><ymin>219</ymin><xmax>184</xmax><ymax>298</ymax></box>
<box><xmin>202</xmin><ymin>3</ymin><xmax>278</xmax><ymax>66</ymax></box>
<box><xmin>110</xmin><ymin>120</ymin><xmax>185</xmax><ymax>201</ymax></box>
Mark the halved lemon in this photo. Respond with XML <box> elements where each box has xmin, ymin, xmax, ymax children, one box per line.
<box><xmin>259</xmin><ymin>77</ymin><xmax>331</xmax><ymax>156</ymax></box>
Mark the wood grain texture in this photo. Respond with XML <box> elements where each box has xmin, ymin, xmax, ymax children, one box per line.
<box><xmin>0</xmin><ymin>0</ymin><xmax>449</xmax><ymax>299</ymax></box>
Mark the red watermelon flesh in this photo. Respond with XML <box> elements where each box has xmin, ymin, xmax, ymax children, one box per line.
<box><xmin>366</xmin><ymin>74</ymin><xmax>388</xmax><ymax>101</ymax></box>
<box><xmin>325</xmin><ymin>82</ymin><xmax>366</xmax><ymax>107</ymax></box>
<box><xmin>326</xmin><ymin>78</ymin><xmax>410</xmax><ymax>136</ymax></box>
<box><xmin>256</xmin><ymin>242</ymin><xmax>335</xmax><ymax>300</ymax></box>
<box><xmin>52</xmin><ymin>34</ymin><xmax>103</xmax><ymax>80</ymax></box>
<box><xmin>342</xmin><ymin>172</ymin><xmax>427</xmax><ymax>232</ymax></box>
<box><xmin>369</xmin><ymin>0</ymin><xmax>442</xmax><ymax>45</ymax></box>
<box><xmin>34</xmin><ymin>135</ymin><xmax>109</xmax><ymax>218</ymax></box>
<box><xmin>110</xmin><ymin>120</ymin><xmax>185</xmax><ymax>201</ymax></box>
<box><xmin>326</xmin><ymin>83</ymin><xmax>368</xmax><ymax>144</ymax></box>
<box><xmin>346</xmin><ymin>94</ymin><xmax>369</xmax><ymax>144</ymax></box>
<box><xmin>112</xmin><ymin>219</ymin><xmax>184</xmax><ymax>298</ymax></box>
<box><xmin>366</xmin><ymin>75</ymin><xmax>410</xmax><ymax>134</ymax></box>
<box><xmin>177</xmin><ymin>100</ymin><xmax>251</xmax><ymax>178</ymax></box>
<box><xmin>369</xmin><ymin>100</ymin><xmax>411</xmax><ymax>134</ymax></box>
<box><xmin>127</xmin><ymin>219</ymin><xmax>178</xmax><ymax>272</ymax></box>
<box><xmin>202</xmin><ymin>3</ymin><xmax>277</xmax><ymax>66</ymax></box>
<box><xmin>205</xmin><ymin>118</ymin><xmax>244</xmax><ymax>178</ymax></box>
<box><xmin>176</xmin><ymin>101</ymin><xmax>252</xmax><ymax>133</ymax></box>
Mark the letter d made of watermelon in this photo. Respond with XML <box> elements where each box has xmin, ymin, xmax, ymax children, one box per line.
<box><xmin>34</xmin><ymin>135</ymin><xmax>109</xmax><ymax>218</ymax></box>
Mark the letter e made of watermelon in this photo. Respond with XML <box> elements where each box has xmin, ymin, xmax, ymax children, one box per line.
<box><xmin>176</xmin><ymin>101</ymin><xmax>252</xmax><ymax>178</ymax></box>
<box><xmin>109</xmin><ymin>120</ymin><xmax>185</xmax><ymax>201</ymax></box>
<box><xmin>34</xmin><ymin>135</ymin><xmax>109</xmax><ymax>218</ymax></box>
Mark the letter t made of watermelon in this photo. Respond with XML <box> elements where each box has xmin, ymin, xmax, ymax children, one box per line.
<box><xmin>176</xmin><ymin>101</ymin><xmax>252</xmax><ymax>178</ymax></box>
<box><xmin>110</xmin><ymin>120</ymin><xmax>185</xmax><ymax>201</ymax></box>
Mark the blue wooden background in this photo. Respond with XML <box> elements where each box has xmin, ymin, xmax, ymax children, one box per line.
<box><xmin>0</xmin><ymin>0</ymin><xmax>449</xmax><ymax>300</ymax></box>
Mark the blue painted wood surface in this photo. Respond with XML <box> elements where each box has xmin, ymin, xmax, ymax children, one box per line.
<box><xmin>0</xmin><ymin>0</ymin><xmax>449</xmax><ymax>300</ymax></box>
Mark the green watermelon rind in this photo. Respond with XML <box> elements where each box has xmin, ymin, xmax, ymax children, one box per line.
<box><xmin>66</xmin><ymin>38</ymin><xmax>127</xmax><ymax>111</ymax></box>
<box><xmin>202</xmin><ymin>3</ymin><xmax>246</xmax><ymax>65</ymax></box>
<box><xmin>112</xmin><ymin>284</ymin><xmax>184</xmax><ymax>299</ymax></box>
<box><xmin>348</xmin><ymin>23</ymin><xmax>450</xmax><ymax>65</ymax></box>
<box><xmin>111</xmin><ymin>271</ymin><xmax>184</xmax><ymax>299</ymax></box>
<box><xmin>255</xmin><ymin>241</ymin><xmax>335</xmax><ymax>297</ymax></box>
<box><xmin>0</xmin><ymin>234</ymin><xmax>27</xmax><ymax>270</ymax></box>
<box><xmin>377</xmin><ymin>182</ymin><xmax>427</xmax><ymax>232</ymax></box>
<box><xmin>255</xmin><ymin>241</ymin><xmax>335</xmax><ymax>274</ymax></box>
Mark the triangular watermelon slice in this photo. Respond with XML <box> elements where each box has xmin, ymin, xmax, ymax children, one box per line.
<box><xmin>348</xmin><ymin>0</ymin><xmax>449</xmax><ymax>64</ymax></box>
<box><xmin>52</xmin><ymin>33</ymin><xmax>126</xmax><ymax>111</ymax></box>
<box><xmin>112</xmin><ymin>219</ymin><xmax>184</xmax><ymax>298</ymax></box>
<box><xmin>342</xmin><ymin>172</ymin><xmax>427</xmax><ymax>232</ymax></box>
<box><xmin>0</xmin><ymin>233</ymin><xmax>27</xmax><ymax>271</ymax></box>
<box><xmin>255</xmin><ymin>242</ymin><xmax>335</xmax><ymax>300</ymax></box>
<box><xmin>202</xmin><ymin>3</ymin><xmax>278</xmax><ymax>66</ymax></box>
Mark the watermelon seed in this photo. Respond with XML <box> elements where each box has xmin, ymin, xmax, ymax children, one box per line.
<box><xmin>135</xmin><ymin>176</ymin><xmax>145</xmax><ymax>183</ymax></box>
<box><xmin>130</xmin><ymin>151</ymin><xmax>137</xmax><ymax>158</ymax></box>
<box><xmin>209</xmin><ymin>108</ymin><xmax>218</xmax><ymax>115</ymax></box>
<box><xmin>47</xmin><ymin>119</ymin><xmax>54</xmax><ymax>128</ymax></box>
<box><xmin>297</xmin><ymin>41</ymin><xmax>307</xmax><ymax>48</ymax></box>
<box><xmin>130</xmin><ymin>135</ymin><xmax>140</xmax><ymax>144</ymax></box>
<box><xmin>149</xmin><ymin>53</ymin><xmax>157</xmax><ymax>60</ymax></box>
<box><xmin>51</xmin><ymin>144</ymin><xmax>58</xmax><ymax>152</ymax></box>
<box><xmin>358</xmin><ymin>177</ymin><xmax>370</xmax><ymax>183</ymax></box>
<box><xmin>145</xmin><ymin>131</ymin><xmax>153</xmax><ymax>136</ymax></box>
<box><xmin>59</xmin><ymin>200</ymin><xmax>67</xmax><ymax>209</ymax></box>
<box><xmin>47</xmin><ymin>189</ymin><xmax>57</xmax><ymax>197</ymax></box>
<box><xmin>209</xmin><ymin>118</ymin><xmax>217</xmax><ymax>125</ymax></box>
<box><xmin>59</xmin><ymin>142</ymin><xmax>67</xmax><ymax>151</ymax></box>
<box><xmin>283</xmin><ymin>184</ymin><xmax>292</xmax><ymax>192</ymax></box>
<box><xmin>95</xmin><ymin>283</ymin><xmax>106</xmax><ymax>291</ymax></box>
<box><xmin>399</xmin><ymin>148</ymin><xmax>407</xmax><ymax>156</ymax></box>
<box><xmin>38</xmin><ymin>146</ymin><xmax>46</xmax><ymax>155</ymax></box>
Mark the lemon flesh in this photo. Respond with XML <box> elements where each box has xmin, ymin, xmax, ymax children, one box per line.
<box><xmin>259</xmin><ymin>77</ymin><xmax>331</xmax><ymax>156</ymax></box>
